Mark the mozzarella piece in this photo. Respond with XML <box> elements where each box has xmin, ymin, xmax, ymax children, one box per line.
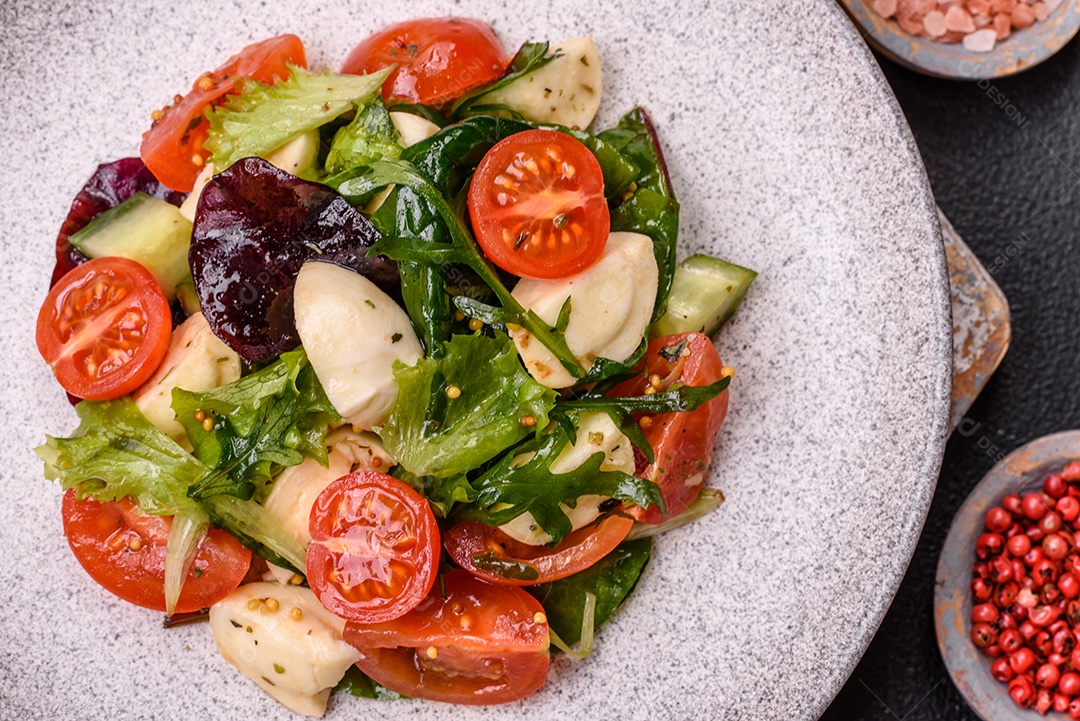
<box><xmin>294</xmin><ymin>261</ymin><xmax>423</xmax><ymax>429</ymax></box>
<box><xmin>178</xmin><ymin>163</ymin><xmax>215</xmax><ymax>223</ymax></box>
<box><xmin>498</xmin><ymin>412</ymin><xmax>634</xmax><ymax>545</ymax></box>
<box><xmin>209</xmin><ymin>582</ymin><xmax>361</xmax><ymax>717</ymax></box>
<box><xmin>264</xmin><ymin>130</ymin><xmax>321</xmax><ymax>176</ymax></box>
<box><xmin>263</xmin><ymin>427</ymin><xmax>395</xmax><ymax>583</ymax></box>
<box><xmin>389</xmin><ymin>111</ymin><xmax>441</xmax><ymax>148</ymax></box>
<box><xmin>132</xmin><ymin>312</ymin><xmax>241</xmax><ymax>447</ymax></box>
<box><xmin>510</xmin><ymin>231</ymin><xmax>658</xmax><ymax>388</ymax></box>
<box><xmin>482</xmin><ymin>38</ymin><xmax>602</xmax><ymax>129</ymax></box>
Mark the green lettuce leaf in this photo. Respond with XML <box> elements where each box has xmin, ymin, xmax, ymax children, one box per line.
<box><xmin>174</xmin><ymin>348</ymin><xmax>339</xmax><ymax>502</ymax></box>
<box><xmin>380</xmin><ymin>332</ymin><xmax>557</xmax><ymax>479</ymax></box>
<box><xmin>325</xmin><ymin>102</ymin><xmax>403</xmax><ymax>175</ymax></box>
<box><xmin>34</xmin><ymin>399</ymin><xmax>306</xmax><ymax>572</ymax></box>
<box><xmin>468</xmin><ymin>427</ymin><xmax>664</xmax><ymax>545</ymax></box>
<box><xmin>36</xmin><ymin>398</ymin><xmax>206</xmax><ymax>518</ymax></box>
<box><xmin>205</xmin><ymin>64</ymin><xmax>392</xmax><ymax>171</ymax></box>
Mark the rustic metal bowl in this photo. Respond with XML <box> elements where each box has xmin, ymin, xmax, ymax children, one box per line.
<box><xmin>936</xmin><ymin>431</ymin><xmax>1080</xmax><ymax>719</ymax></box>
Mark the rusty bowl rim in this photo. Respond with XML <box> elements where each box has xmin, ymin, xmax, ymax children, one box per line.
<box><xmin>935</xmin><ymin>430</ymin><xmax>1080</xmax><ymax>719</ymax></box>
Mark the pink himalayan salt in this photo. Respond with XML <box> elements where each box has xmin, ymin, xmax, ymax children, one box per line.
<box><xmin>873</xmin><ymin>0</ymin><xmax>898</xmax><ymax>17</ymax></box>
<box><xmin>1011</xmin><ymin>3</ymin><xmax>1036</xmax><ymax>27</ymax></box>
<box><xmin>963</xmin><ymin>28</ymin><xmax>998</xmax><ymax>51</ymax></box>
<box><xmin>898</xmin><ymin>12</ymin><xmax>925</xmax><ymax>34</ymax></box>
<box><xmin>1046</xmin><ymin>0</ymin><xmax>1064</xmax><ymax>12</ymax></box>
<box><xmin>974</xmin><ymin>13</ymin><xmax>993</xmax><ymax>26</ymax></box>
<box><xmin>969</xmin><ymin>0</ymin><xmax>992</xmax><ymax>13</ymax></box>
<box><xmin>913</xmin><ymin>0</ymin><xmax>938</xmax><ymax>13</ymax></box>
<box><xmin>923</xmin><ymin>10</ymin><xmax>949</xmax><ymax>36</ymax></box>
<box><xmin>990</xmin><ymin>0</ymin><xmax>1017</xmax><ymax>13</ymax></box>
<box><xmin>1033</xmin><ymin>2</ymin><xmax>1049</xmax><ymax>21</ymax></box>
<box><xmin>944</xmin><ymin>5</ymin><xmax>978</xmax><ymax>31</ymax></box>
<box><xmin>993</xmin><ymin>12</ymin><xmax>1013</xmax><ymax>38</ymax></box>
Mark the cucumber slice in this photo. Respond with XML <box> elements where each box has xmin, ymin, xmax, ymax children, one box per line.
<box><xmin>651</xmin><ymin>254</ymin><xmax>757</xmax><ymax>339</ymax></box>
<box><xmin>175</xmin><ymin>277</ymin><xmax>201</xmax><ymax>317</ymax></box>
<box><xmin>69</xmin><ymin>192</ymin><xmax>192</xmax><ymax>300</ymax></box>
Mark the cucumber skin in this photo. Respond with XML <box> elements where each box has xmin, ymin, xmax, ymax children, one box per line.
<box><xmin>69</xmin><ymin>192</ymin><xmax>192</xmax><ymax>300</ymax></box>
<box><xmin>651</xmin><ymin>254</ymin><xmax>757</xmax><ymax>339</ymax></box>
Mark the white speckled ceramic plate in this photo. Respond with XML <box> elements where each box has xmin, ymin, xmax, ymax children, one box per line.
<box><xmin>0</xmin><ymin>1</ymin><xmax>951</xmax><ymax>719</ymax></box>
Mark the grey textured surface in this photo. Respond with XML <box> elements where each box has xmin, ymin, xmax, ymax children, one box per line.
<box><xmin>0</xmin><ymin>1</ymin><xmax>951</xmax><ymax>720</ymax></box>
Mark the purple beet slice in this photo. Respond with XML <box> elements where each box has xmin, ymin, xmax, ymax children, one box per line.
<box><xmin>52</xmin><ymin>158</ymin><xmax>186</xmax><ymax>286</ymax></box>
<box><xmin>190</xmin><ymin>157</ymin><xmax>398</xmax><ymax>363</ymax></box>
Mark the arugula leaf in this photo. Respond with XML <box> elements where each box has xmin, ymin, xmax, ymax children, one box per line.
<box><xmin>450</xmin><ymin>42</ymin><xmax>559</xmax><ymax>120</ymax></box>
<box><xmin>205</xmin><ymin>65</ymin><xmax>392</xmax><ymax>171</ymax></box>
<box><xmin>175</xmin><ymin>348</ymin><xmax>339</xmax><ymax>502</ymax></box>
<box><xmin>37</xmin><ymin>399</ymin><xmax>206</xmax><ymax>518</ymax></box>
<box><xmin>35</xmin><ymin>399</ymin><xmax>307</xmax><ymax>573</ymax></box>
<box><xmin>556</xmin><ymin>377</ymin><xmax>731</xmax><ymax>464</ymax></box>
<box><xmin>469</xmin><ymin>428</ymin><xmax>664</xmax><ymax>545</ymax></box>
<box><xmin>529</xmin><ymin>538</ymin><xmax>652</xmax><ymax>647</ymax></box>
<box><xmin>380</xmin><ymin>332</ymin><xmax>557</xmax><ymax>479</ymax></box>
<box><xmin>610</xmin><ymin>187</ymin><xmax>680</xmax><ymax>322</ymax></box>
<box><xmin>325</xmin><ymin>101</ymin><xmax>403</xmax><ymax>175</ymax></box>
<box><xmin>329</xmin><ymin>159</ymin><xmax>586</xmax><ymax>376</ymax></box>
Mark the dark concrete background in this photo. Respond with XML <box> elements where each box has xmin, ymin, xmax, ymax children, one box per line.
<box><xmin>822</xmin><ymin>33</ymin><xmax>1080</xmax><ymax>721</ymax></box>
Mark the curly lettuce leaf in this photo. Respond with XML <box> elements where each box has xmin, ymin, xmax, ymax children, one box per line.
<box><xmin>36</xmin><ymin>398</ymin><xmax>206</xmax><ymax>518</ymax></box>
<box><xmin>326</xmin><ymin>102</ymin><xmax>403</xmax><ymax>175</ymax></box>
<box><xmin>36</xmin><ymin>398</ymin><xmax>308</xmax><ymax>573</ymax></box>
<box><xmin>380</xmin><ymin>332</ymin><xmax>557</xmax><ymax>479</ymax></box>
<box><xmin>205</xmin><ymin>65</ymin><xmax>392</xmax><ymax>171</ymax></box>
<box><xmin>174</xmin><ymin>348</ymin><xmax>339</xmax><ymax>502</ymax></box>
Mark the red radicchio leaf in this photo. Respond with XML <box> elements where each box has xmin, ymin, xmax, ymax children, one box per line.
<box><xmin>51</xmin><ymin>158</ymin><xmax>187</xmax><ymax>286</ymax></box>
<box><xmin>190</xmin><ymin>157</ymin><xmax>398</xmax><ymax>363</ymax></box>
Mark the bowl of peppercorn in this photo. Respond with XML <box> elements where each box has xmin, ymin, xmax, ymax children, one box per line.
<box><xmin>937</xmin><ymin>430</ymin><xmax>1080</xmax><ymax>718</ymax></box>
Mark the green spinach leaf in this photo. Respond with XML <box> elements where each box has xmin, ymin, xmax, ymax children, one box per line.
<box><xmin>529</xmin><ymin>538</ymin><xmax>652</xmax><ymax>647</ymax></box>
<box><xmin>450</xmin><ymin>42</ymin><xmax>559</xmax><ymax>120</ymax></box>
<box><xmin>610</xmin><ymin>187</ymin><xmax>680</xmax><ymax>322</ymax></box>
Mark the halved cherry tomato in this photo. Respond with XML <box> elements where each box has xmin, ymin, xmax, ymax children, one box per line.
<box><xmin>341</xmin><ymin>17</ymin><xmax>506</xmax><ymax>105</ymax></box>
<box><xmin>307</xmin><ymin>471</ymin><xmax>439</xmax><ymax>623</ymax></box>
<box><xmin>344</xmin><ymin>569</ymin><xmax>549</xmax><ymax>704</ymax></box>
<box><xmin>444</xmin><ymin>514</ymin><xmax>633</xmax><ymax>587</ymax></box>
<box><xmin>140</xmin><ymin>34</ymin><xmax>306</xmax><ymax>191</ymax></box>
<box><xmin>611</xmin><ymin>332</ymin><xmax>730</xmax><ymax>523</ymax></box>
<box><xmin>36</xmin><ymin>257</ymin><xmax>172</xmax><ymax>401</ymax></box>
<box><xmin>61</xmin><ymin>490</ymin><xmax>251</xmax><ymax>613</ymax></box>
<box><xmin>468</xmin><ymin>129</ymin><xmax>610</xmax><ymax>279</ymax></box>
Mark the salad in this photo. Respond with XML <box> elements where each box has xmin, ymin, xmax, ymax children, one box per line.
<box><xmin>33</xmin><ymin>17</ymin><xmax>756</xmax><ymax>716</ymax></box>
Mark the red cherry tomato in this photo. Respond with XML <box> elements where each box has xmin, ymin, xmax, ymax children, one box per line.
<box><xmin>444</xmin><ymin>514</ymin><xmax>633</xmax><ymax>587</ymax></box>
<box><xmin>61</xmin><ymin>490</ymin><xmax>251</xmax><ymax>613</ymax></box>
<box><xmin>341</xmin><ymin>17</ymin><xmax>506</xmax><ymax>105</ymax></box>
<box><xmin>36</xmin><ymin>257</ymin><xmax>171</xmax><ymax>401</ymax></box>
<box><xmin>610</xmin><ymin>332</ymin><xmax>730</xmax><ymax>523</ymax></box>
<box><xmin>344</xmin><ymin>569</ymin><xmax>549</xmax><ymax>704</ymax></box>
<box><xmin>140</xmin><ymin>34</ymin><xmax>306</xmax><ymax>191</ymax></box>
<box><xmin>468</xmin><ymin>129</ymin><xmax>610</xmax><ymax>279</ymax></box>
<box><xmin>307</xmin><ymin>471</ymin><xmax>439</xmax><ymax>623</ymax></box>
